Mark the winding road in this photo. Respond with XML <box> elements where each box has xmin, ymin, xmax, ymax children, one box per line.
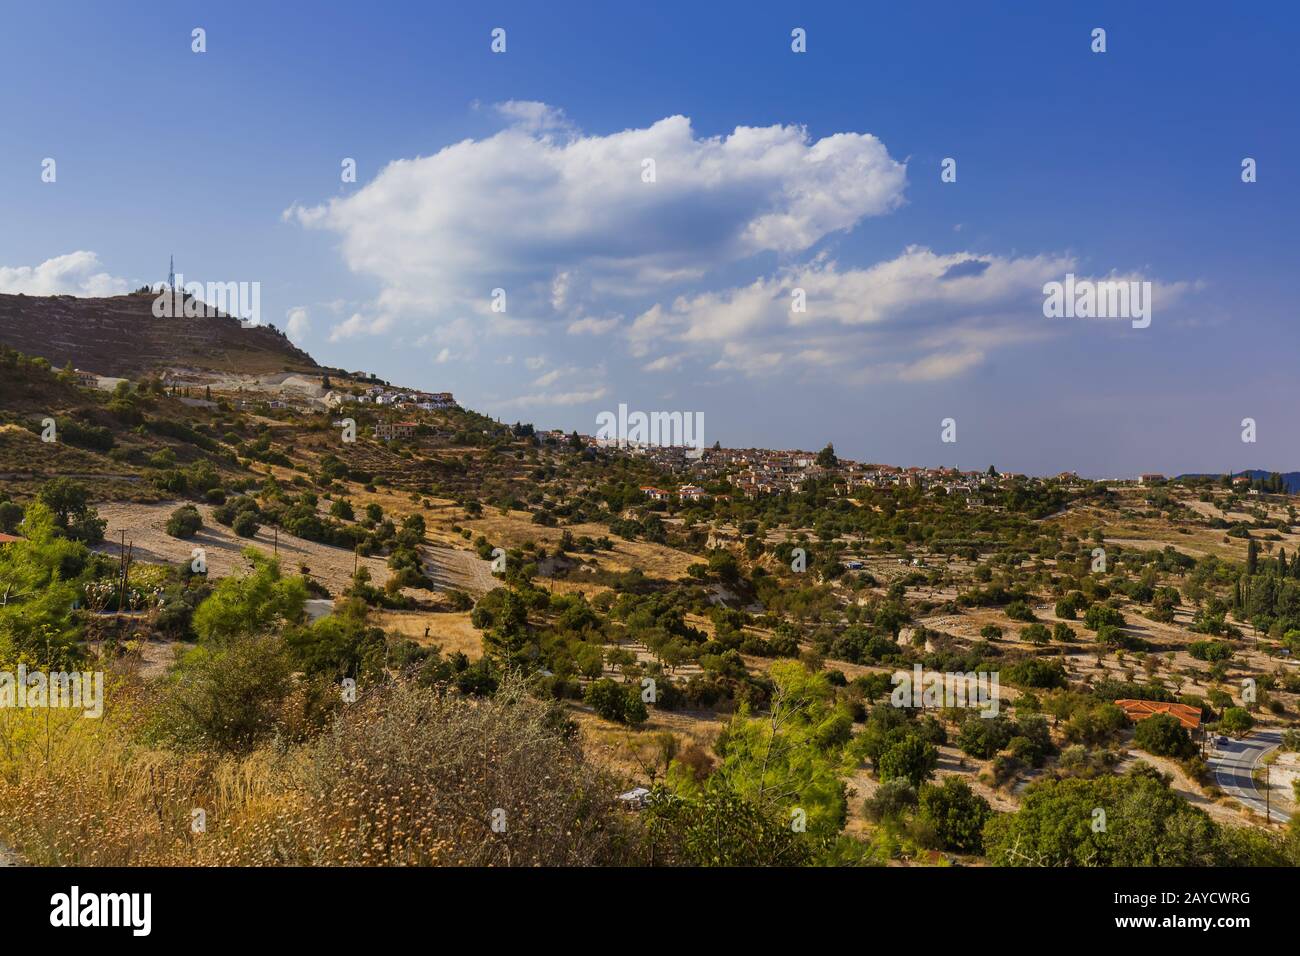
<box><xmin>1208</xmin><ymin>729</ymin><xmax>1292</xmax><ymax>823</ymax></box>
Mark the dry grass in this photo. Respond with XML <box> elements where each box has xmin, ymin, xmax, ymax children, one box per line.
<box><xmin>0</xmin><ymin>678</ymin><xmax>638</xmax><ymax>866</ymax></box>
<box><xmin>373</xmin><ymin>610</ymin><xmax>484</xmax><ymax>660</ymax></box>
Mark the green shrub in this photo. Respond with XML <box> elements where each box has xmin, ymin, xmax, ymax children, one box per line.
<box><xmin>1006</xmin><ymin>600</ymin><xmax>1035</xmax><ymax>622</ymax></box>
<box><xmin>165</xmin><ymin>504</ymin><xmax>203</xmax><ymax>539</ymax></box>
<box><xmin>584</xmin><ymin>678</ymin><xmax>647</xmax><ymax>725</ymax></box>
<box><xmin>1020</xmin><ymin>623</ymin><xmax>1051</xmax><ymax>644</ymax></box>
<box><xmin>232</xmin><ymin>511</ymin><xmax>260</xmax><ymax>538</ymax></box>
<box><xmin>1085</xmin><ymin>603</ymin><xmax>1125</xmax><ymax>631</ymax></box>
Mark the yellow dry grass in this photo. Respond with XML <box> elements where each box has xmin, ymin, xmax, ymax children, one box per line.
<box><xmin>372</xmin><ymin>609</ymin><xmax>484</xmax><ymax>660</ymax></box>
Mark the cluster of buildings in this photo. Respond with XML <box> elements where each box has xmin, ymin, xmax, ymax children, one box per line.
<box><xmin>542</xmin><ymin>431</ymin><xmax>1224</xmax><ymax>503</ymax></box>
<box><xmin>697</xmin><ymin>452</ymin><xmax>1019</xmax><ymax>500</ymax></box>
<box><xmin>326</xmin><ymin>386</ymin><xmax>456</xmax><ymax>411</ymax></box>
<box><xmin>638</xmin><ymin>484</ymin><xmax>714</xmax><ymax>503</ymax></box>
<box><xmin>544</xmin><ymin>432</ymin><xmax>1066</xmax><ymax>501</ymax></box>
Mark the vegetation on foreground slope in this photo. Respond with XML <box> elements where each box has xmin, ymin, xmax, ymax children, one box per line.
<box><xmin>3</xmin><ymin>341</ymin><xmax>1300</xmax><ymax>865</ymax></box>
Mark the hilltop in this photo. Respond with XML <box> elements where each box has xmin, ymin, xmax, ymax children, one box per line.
<box><xmin>0</xmin><ymin>292</ymin><xmax>317</xmax><ymax>379</ymax></box>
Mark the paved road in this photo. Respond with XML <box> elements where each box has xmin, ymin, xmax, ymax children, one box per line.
<box><xmin>1207</xmin><ymin>729</ymin><xmax>1292</xmax><ymax>823</ymax></box>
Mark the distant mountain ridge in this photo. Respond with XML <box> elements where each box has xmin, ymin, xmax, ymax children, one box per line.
<box><xmin>1177</xmin><ymin>470</ymin><xmax>1300</xmax><ymax>493</ymax></box>
<box><xmin>0</xmin><ymin>292</ymin><xmax>318</xmax><ymax>378</ymax></box>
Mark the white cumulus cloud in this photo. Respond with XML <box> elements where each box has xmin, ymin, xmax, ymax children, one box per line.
<box><xmin>285</xmin><ymin>107</ymin><xmax>907</xmax><ymax>340</ymax></box>
<box><xmin>285</xmin><ymin>306</ymin><xmax>310</xmax><ymax>343</ymax></box>
<box><xmin>0</xmin><ymin>251</ymin><xmax>131</xmax><ymax>296</ymax></box>
<box><xmin>630</xmin><ymin>246</ymin><xmax>1192</xmax><ymax>381</ymax></box>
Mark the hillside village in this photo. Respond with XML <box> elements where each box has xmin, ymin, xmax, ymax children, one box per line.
<box><xmin>1</xmin><ymin>293</ymin><xmax>1299</xmax><ymax>869</ymax></box>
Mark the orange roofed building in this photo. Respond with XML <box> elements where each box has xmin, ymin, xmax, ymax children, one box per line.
<box><xmin>1114</xmin><ymin>699</ymin><xmax>1202</xmax><ymax>732</ymax></box>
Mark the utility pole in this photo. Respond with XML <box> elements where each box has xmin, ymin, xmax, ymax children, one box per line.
<box><xmin>120</xmin><ymin>540</ymin><xmax>132</xmax><ymax>615</ymax></box>
<box><xmin>1265</xmin><ymin>762</ymin><xmax>1271</xmax><ymax>823</ymax></box>
<box><xmin>118</xmin><ymin>530</ymin><xmax>127</xmax><ymax>614</ymax></box>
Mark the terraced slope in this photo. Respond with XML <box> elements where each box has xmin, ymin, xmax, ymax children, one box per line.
<box><xmin>0</xmin><ymin>292</ymin><xmax>317</xmax><ymax>378</ymax></box>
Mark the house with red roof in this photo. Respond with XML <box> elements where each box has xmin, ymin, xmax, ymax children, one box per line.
<box><xmin>1114</xmin><ymin>699</ymin><xmax>1202</xmax><ymax>732</ymax></box>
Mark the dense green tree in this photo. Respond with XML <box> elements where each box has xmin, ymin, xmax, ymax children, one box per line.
<box><xmin>165</xmin><ymin>504</ymin><xmax>203</xmax><ymax>539</ymax></box>
<box><xmin>877</xmin><ymin>734</ymin><xmax>939</xmax><ymax>788</ymax></box>
<box><xmin>0</xmin><ymin>502</ymin><xmax>87</xmax><ymax>666</ymax></box>
<box><xmin>984</xmin><ymin>766</ymin><xmax>1285</xmax><ymax>866</ymax></box>
<box><xmin>1084</xmin><ymin>603</ymin><xmax>1125</xmax><ymax>631</ymax></box>
<box><xmin>1021</xmin><ymin>622</ymin><xmax>1051</xmax><ymax>644</ymax></box>
<box><xmin>584</xmin><ymin>678</ymin><xmax>648</xmax><ymax>726</ymax></box>
<box><xmin>37</xmin><ymin>478</ymin><xmax>106</xmax><ymax>544</ymax></box>
<box><xmin>715</xmin><ymin>662</ymin><xmax>855</xmax><ymax>837</ymax></box>
<box><xmin>1133</xmin><ymin>713</ymin><xmax>1196</xmax><ymax>758</ymax></box>
<box><xmin>956</xmin><ymin>714</ymin><xmax>1016</xmax><ymax>759</ymax></box>
<box><xmin>191</xmin><ymin>549</ymin><xmax>307</xmax><ymax>642</ymax></box>
<box><xmin>1218</xmin><ymin>707</ymin><xmax>1254</xmax><ymax>735</ymax></box>
<box><xmin>918</xmin><ymin>777</ymin><xmax>992</xmax><ymax>853</ymax></box>
<box><xmin>284</xmin><ymin>597</ymin><xmax>386</xmax><ymax>681</ymax></box>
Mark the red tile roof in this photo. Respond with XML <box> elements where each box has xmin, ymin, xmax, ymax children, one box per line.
<box><xmin>1114</xmin><ymin>699</ymin><xmax>1201</xmax><ymax>730</ymax></box>
<box><xmin>0</xmin><ymin>533</ymin><xmax>24</xmax><ymax>544</ymax></box>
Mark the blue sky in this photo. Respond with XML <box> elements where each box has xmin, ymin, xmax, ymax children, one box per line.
<box><xmin>1</xmin><ymin>1</ymin><xmax>1296</xmax><ymax>477</ymax></box>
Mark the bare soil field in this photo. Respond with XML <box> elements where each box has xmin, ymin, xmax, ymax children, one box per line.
<box><xmin>92</xmin><ymin>499</ymin><xmax>492</xmax><ymax>597</ymax></box>
<box><xmin>95</xmin><ymin>499</ymin><xmax>391</xmax><ymax>595</ymax></box>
